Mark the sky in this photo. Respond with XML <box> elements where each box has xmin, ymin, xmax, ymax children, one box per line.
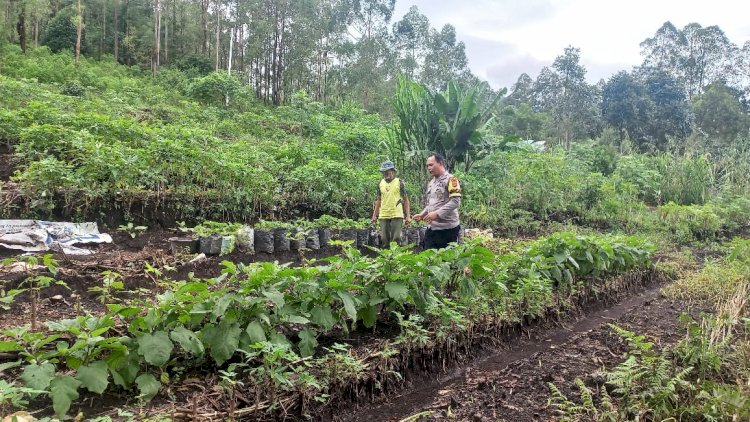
<box><xmin>393</xmin><ymin>0</ymin><xmax>750</xmax><ymax>91</ymax></box>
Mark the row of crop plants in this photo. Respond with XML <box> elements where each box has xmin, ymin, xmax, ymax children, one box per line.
<box><xmin>0</xmin><ymin>232</ymin><xmax>654</xmax><ymax>419</ymax></box>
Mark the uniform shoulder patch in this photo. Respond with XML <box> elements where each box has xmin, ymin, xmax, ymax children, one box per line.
<box><xmin>448</xmin><ymin>176</ymin><xmax>460</xmax><ymax>191</ymax></box>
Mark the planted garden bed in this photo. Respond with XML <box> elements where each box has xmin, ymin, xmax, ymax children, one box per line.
<box><xmin>0</xmin><ymin>232</ymin><xmax>656</xmax><ymax>420</ymax></box>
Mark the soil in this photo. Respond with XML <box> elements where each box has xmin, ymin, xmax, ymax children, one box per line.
<box><xmin>342</xmin><ymin>286</ymin><xmax>709</xmax><ymax>422</ymax></box>
<box><xmin>0</xmin><ymin>228</ymin><xmax>352</xmax><ymax>331</ymax></box>
<box><xmin>0</xmin><ymin>153</ymin><xmax>16</xmax><ymax>181</ymax></box>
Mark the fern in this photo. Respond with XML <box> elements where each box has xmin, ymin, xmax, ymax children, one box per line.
<box><xmin>548</xmin><ymin>382</ymin><xmax>585</xmax><ymax>421</ymax></box>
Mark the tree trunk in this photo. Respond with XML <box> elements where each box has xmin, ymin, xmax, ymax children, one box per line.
<box><xmin>228</xmin><ymin>27</ymin><xmax>233</xmax><ymax>74</ymax></box>
<box><xmin>215</xmin><ymin>0</ymin><xmax>221</xmax><ymax>71</ymax></box>
<box><xmin>238</xmin><ymin>24</ymin><xmax>244</xmax><ymax>72</ymax></box>
<box><xmin>99</xmin><ymin>1</ymin><xmax>105</xmax><ymax>59</ymax></box>
<box><xmin>152</xmin><ymin>0</ymin><xmax>160</xmax><ymax>75</ymax></box>
<box><xmin>75</xmin><ymin>0</ymin><xmax>83</xmax><ymax>65</ymax></box>
<box><xmin>33</xmin><ymin>14</ymin><xmax>39</xmax><ymax>47</ymax></box>
<box><xmin>157</xmin><ymin>1</ymin><xmax>161</xmax><ymax>67</ymax></box>
<box><xmin>164</xmin><ymin>5</ymin><xmax>168</xmax><ymax>65</ymax></box>
<box><xmin>113</xmin><ymin>0</ymin><xmax>119</xmax><ymax>62</ymax></box>
<box><xmin>201</xmin><ymin>0</ymin><xmax>209</xmax><ymax>54</ymax></box>
<box><xmin>17</xmin><ymin>5</ymin><xmax>26</xmax><ymax>53</ymax></box>
<box><xmin>274</xmin><ymin>6</ymin><xmax>285</xmax><ymax>105</ymax></box>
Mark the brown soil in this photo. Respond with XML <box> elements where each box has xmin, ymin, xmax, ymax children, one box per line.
<box><xmin>0</xmin><ymin>228</ymin><xmax>350</xmax><ymax>331</ymax></box>
<box><xmin>342</xmin><ymin>288</ymin><xmax>708</xmax><ymax>422</ymax></box>
<box><xmin>0</xmin><ymin>153</ymin><xmax>16</xmax><ymax>181</ymax></box>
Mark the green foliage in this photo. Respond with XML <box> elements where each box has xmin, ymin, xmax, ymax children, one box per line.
<box><xmin>2</xmin><ymin>232</ymin><xmax>652</xmax><ymax>417</ymax></box>
<box><xmin>42</xmin><ymin>6</ymin><xmax>78</xmax><ymax>53</ymax></box>
<box><xmin>389</xmin><ymin>77</ymin><xmax>501</xmax><ymax>179</ymax></box>
<box><xmin>193</xmin><ymin>221</ymin><xmax>244</xmax><ymax>237</ymax></box>
<box><xmin>0</xmin><ymin>380</ymin><xmax>46</xmax><ymax>413</ymax></box>
<box><xmin>188</xmin><ymin>72</ymin><xmax>242</xmax><ymax>107</ymax></box>
<box><xmin>549</xmin><ymin>248</ymin><xmax>750</xmax><ymax>422</ymax></box>
<box><xmin>60</xmin><ymin>80</ymin><xmax>86</xmax><ymax>97</ymax></box>
<box><xmin>117</xmin><ymin>223</ymin><xmax>148</xmax><ymax>239</ymax></box>
<box><xmin>657</xmin><ymin>202</ymin><xmax>722</xmax><ymax>243</ymax></box>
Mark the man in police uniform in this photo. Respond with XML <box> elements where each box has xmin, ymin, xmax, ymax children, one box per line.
<box><xmin>371</xmin><ymin>160</ymin><xmax>411</xmax><ymax>246</ymax></box>
<box><xmin>413</xmin><ymin>153</ymin><xmax>461</xmax><ymax>249</ymax></box>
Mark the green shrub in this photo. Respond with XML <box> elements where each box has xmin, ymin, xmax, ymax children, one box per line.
<box><xmin>657</xmin><ymin>202</ymin><xmax>722</xmax><ymax>243</ymax></box>
<box><xmin>60</xmin><ymin>80</ymin><xmax>86</xmax><ymax>97</ymax></box>
<box><xmin>188</xmin><ymin>71</ymin><xmax>241</xmax><ymax>106</ymax></box>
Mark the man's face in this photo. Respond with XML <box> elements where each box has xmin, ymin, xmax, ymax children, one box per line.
<box><xmin>383</xmin><ymin>169</ymin><xmax>395</xmax><ymax>180</ymax></box>
<box><xmin>426</xmin><ymin>156</ymin><xmax>443</xmax><ymax>177</ymax></box>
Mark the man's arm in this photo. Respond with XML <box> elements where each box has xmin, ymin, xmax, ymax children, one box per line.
<box><xmin>434</xmin><ymin>197</ymin><xmax>460</xmax><ymax>218</ymax></box>
<box><xmin>371</xmin><ymin>198</ymin><xmax>381</xmax><ymax>224</ymax></box>
<box><xmin>402</xmin><ymin>194</ymin><xmax>411</xmax><ymax>224</ymax></box>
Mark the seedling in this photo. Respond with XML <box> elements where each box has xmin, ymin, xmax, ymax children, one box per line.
<box><xmin>4</xmin><ymin>255</ymin><xmax>66</xmax><ymax>331</ymax></box>
<box><xmin>118</xmin><ymin>222</ymin><xmax>148</xmax><ymax>238</ymax></box>
<box><xmin>89</xmin><ymin>270</ymin><xmax>125</xmax><ymax>304</ymax></box>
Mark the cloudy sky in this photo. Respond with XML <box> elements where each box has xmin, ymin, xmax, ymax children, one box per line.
<box><xmin>393</xmin><ymin>0</ymin><xmax>750</xmax><ymax>90</ymax></box>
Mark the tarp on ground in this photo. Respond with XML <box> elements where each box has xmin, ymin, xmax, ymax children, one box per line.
<box><xmin>0</xmin><ymin>220</ymin><xmax>112</xmax><ymax>255</ymax></box>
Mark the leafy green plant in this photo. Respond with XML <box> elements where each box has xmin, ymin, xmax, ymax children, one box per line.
<box><xmin>0</xmin><ymin>380</ymin><xmax>47</xmax><ymax>414</ymax></box>
<box><xmin>88</xmin><ymin>271</ymin><xmax>125</xmax><ymax>304</ymax></box>
<box><xmin>193</xmin><ymin>220</ymin><xmax>243</xmax><ymax>237</ymax></box>
<box><xmin>117</xmin><ymin>223</ymin><xmax>148</xmax><ymax>239</ymax></box>
<box><xmin>2</xmin><ymin>255</ymin><xmax>64</xmax><ymax>331</ymax></box>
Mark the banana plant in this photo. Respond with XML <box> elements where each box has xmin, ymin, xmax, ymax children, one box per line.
<box><xmin>433</xmin><ymin>81</ymin><xmax>504</xmax><ymax>172</ymax></box>
<box><xmin>390</xmin><ymin>77</ymin><xmax>504</xmax><ymax>175</ymax></box>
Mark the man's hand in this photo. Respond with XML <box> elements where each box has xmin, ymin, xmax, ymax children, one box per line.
<box><xmin>371</xmin><ymin>216</ymin><xmax>378</xmax><ymax>225</ymax></box>
<box><xmin>413</xmin><ymin>214</ymin><xmax>423</xmax><ymax>222</ymax></box>
<box><xmin>423</xmin><ymin>211</ymin><xmax>439</xmax><ymax>223</ymax></box>
<box><xmin>405</xmin><ymin>216</ymin><xmax>411</xmax><ymax>226</ymax></box>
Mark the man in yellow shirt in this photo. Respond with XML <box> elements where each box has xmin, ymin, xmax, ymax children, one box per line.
<box><xmin>371</xmin><ymin>160</ymin><xmax>411</xmax><ymax>246</ymax></box>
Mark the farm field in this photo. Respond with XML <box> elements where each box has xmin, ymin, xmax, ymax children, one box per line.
<box><xmin>1</xmin><ymin>6</ymin><xmax>750</xmax><ymax>421</ymax></box>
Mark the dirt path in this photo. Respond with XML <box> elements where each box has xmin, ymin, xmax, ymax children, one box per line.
<box><xmin>343</xmin><ymin>283</ymin><xmax>705</xmax><ymax>422</ymax></box>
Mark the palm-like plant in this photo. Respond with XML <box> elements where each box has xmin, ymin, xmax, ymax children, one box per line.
<box><xmin>389</xmin><ymin>77</ymin><xmax>503</xmax><ymax>177</ymax></box>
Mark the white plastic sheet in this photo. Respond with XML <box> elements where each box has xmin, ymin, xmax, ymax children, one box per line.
<box><xmin>0</xmin><ymin>220</ymin><xmax>112</xmax><ymax>255</ymax></box>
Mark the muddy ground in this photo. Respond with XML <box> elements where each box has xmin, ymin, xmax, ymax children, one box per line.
<box><xmin>341</xmin><ymin>283</ymin><xmax>706</xmax><ymax>422</ymax></box>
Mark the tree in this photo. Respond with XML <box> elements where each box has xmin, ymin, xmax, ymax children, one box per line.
<box><xmin>17</xmin><ymin>0</ymin><xmax>26</xmax><ymax>52</ymax></box>
<box><xmin>338</xmin><ymin>0</ymin><xmax>396</xmax><ymax>110</ymax></box>
<box><xmin>534</xmin><ymin>46</ymin><xmax>601</xmax><ymax>148</ymax></box>
<box><xmin>692</xmin><ymin>80</ymin><xmax>750</xmax><ymax>152</ymax></box>
<box><xmin>74</xmin><ymin>0</ymin><xmax>82</xmax><ymax>64</ymax></box>
<box><xmin>639</xmin><ymin>68</ymin><xmax>692</xmax><ymax>151</ymax></box>
<box><xmin>420</xmin><ymin>24</ymin><xmax>468</xmax><ymax>91</ymax></box>
<box><xmin>495</xmin><ymin>102</ymin><xmax>547</xmax><ymax>141</ymax></box>
<box><xmin>602</xmin><ymin>71</ymin><xmax>653</xmax><ymax>146</ymax></box>
<box><xmin>391</xmin><ymin>5</ymin><xmax>429</xmax><ymax>79</ymax></box>
<box><xmin>641</xmin><ymin>21</ymin><xmax>740</xmax><ymax>99</ymax></box>
<box><xmin>42</xmin><ymin>4</ymin><xmax>78</xmax><ymax>53</ymax></box>
<box><xmin>507</xmin><ymin>73</ymin><xmax>534</xmax><ymax>105</ymax></box>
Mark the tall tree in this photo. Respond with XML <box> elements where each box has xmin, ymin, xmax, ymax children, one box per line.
<box><xmin>16</xmin><ymin>0</ymin><xmax>26</xmax><ymax>52</ymax></box>
<box><xmin>338</xmin><ymin>0</ymin><xmax>396</xmax><ymax>110</ymax></box>
<box><xmin>641</xmin><ymin>22</ymin><xmax>740</xmax><ymax>99</ymax></box>
<box><xmin>536</xmin><ymin>46</ymin><xmax>601</xmax><ymax>148</ymax></box>
<box><xmin>74</xmin><ymin>0</ymin><xmax>82</xmax><ymax>64</ymax></box>
<box><xmin>420</xmin><ymin>24</ymin><xmax>468</xmax><ymax>91</ymax></box>
<box><xmin>692</xmin><ymin>80</ymin><xmax>750</xmax><ymax>152</ymax></box>
<box><xmin>113</xmin><ymin>0</ymin><xmax>118</xmax><ymax>61</ymax></box>
<box><xmin>152</xmin><ymin>0</ymin><xmax>160</xmax><ymax>74</ymax></box>
<box><xmin>391</xmin><ymin>5</ymin><xmax>429</xmax><ymax>79</ymax></box>
<box><xmin>507</xmin><ymin>73</ymin><xmax>534</xmax><ymax>105</ymax></box>
<box><xmin>639</xmin><ymin>68</ymin><xmax>692</xmax><ymax>151</ymax></box>
<box><xmin>602</xmin><ymin>71</ymin><xmax>653</xmax><ymax>147</ymax></box>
